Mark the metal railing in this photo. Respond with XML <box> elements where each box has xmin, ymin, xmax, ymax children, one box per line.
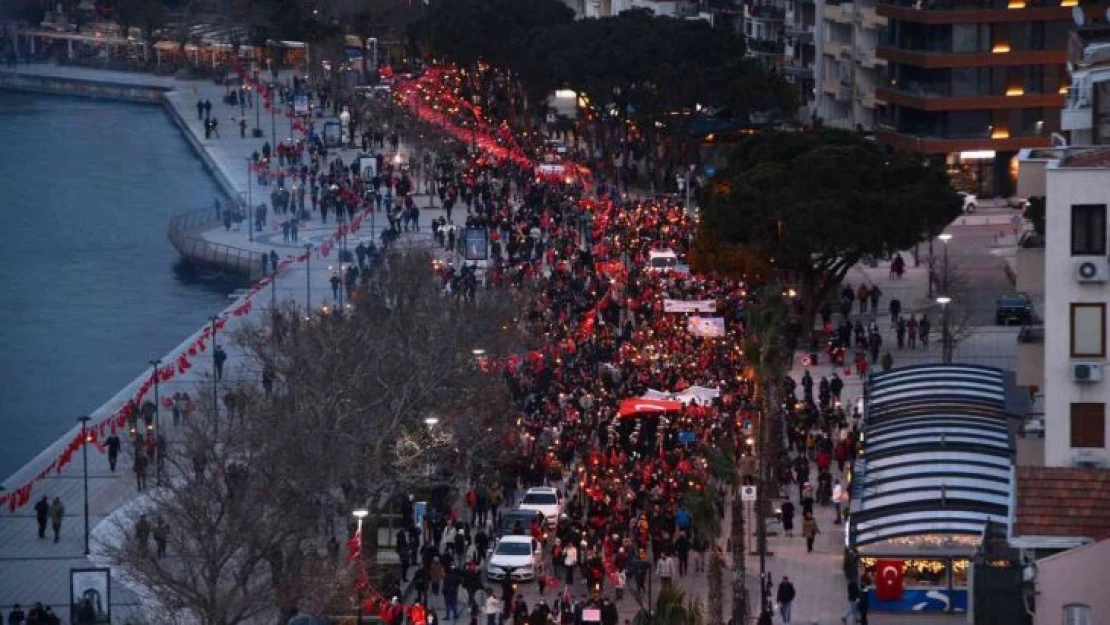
<box><xmin>167</xmin><ymin>205</ymin><xmax>262</xmax><ymax>281</ymax></box>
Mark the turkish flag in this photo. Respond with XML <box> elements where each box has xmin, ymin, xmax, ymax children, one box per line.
<box><xmin>618</xmin><ymin>398</ymin><xmax>683</xmax><ymax>418</ymax></box>
<box><xmin>875</xmin><ymin>560</ymin><xmax>905</xmax><ymax>601</ymax></box>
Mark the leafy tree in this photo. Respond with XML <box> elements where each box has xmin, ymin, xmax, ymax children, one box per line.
<box><xmin>697</xmin><ymin>130</ymin><xmax>962</xmax><ymax>336</ymax></box>
<box><xmin>414</xmin><ymin>0</ymin><xmax>574</xmax><ymax>69</ymax></box>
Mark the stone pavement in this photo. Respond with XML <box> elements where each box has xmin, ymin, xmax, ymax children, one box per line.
<box><xmin>0</xmin><ymin>64</ymin><xmax>453</xmax><ymax>621</ymax></box>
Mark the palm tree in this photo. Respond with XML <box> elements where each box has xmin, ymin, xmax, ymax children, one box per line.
<box><xmin>635</xmin><ymin>586</ymin><xmax>703</xmax><ymax>625</ymax></box>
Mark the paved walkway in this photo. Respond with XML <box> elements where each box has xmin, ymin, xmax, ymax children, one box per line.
<box><xmin>0</xmin><ymin>64</ymin><xmax>453</xmax><ymax>621</ymax></box>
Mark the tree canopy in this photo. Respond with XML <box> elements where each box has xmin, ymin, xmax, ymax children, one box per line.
<box><xmin>695</xmin><ymin>130</ymin><xmax>962</xmax><ymax>334</ymax></box>
<box><xmin>414</xmin><ymin>0</ymin><xmax>575</xmax><ymax>69</ymax></box>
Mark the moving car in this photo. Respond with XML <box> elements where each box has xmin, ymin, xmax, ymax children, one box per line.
<box><xmin>958</xmin><ymin>191</ymin><xmax>977</xmax><ymax>213</ymax></box>
<box><xmin>485</xmin><ymin>535</ymin><xmax>539</xmax><ymax>582</ymax></box>
<box><xmin>517</xmin><ymin>486</ymin><xmax>562</xmax><ymax>527</ymax></box>
<box><xmin>995</xmin><ymin>293</ymin><xmax>1034</xmax><ymax>326</ymax></box>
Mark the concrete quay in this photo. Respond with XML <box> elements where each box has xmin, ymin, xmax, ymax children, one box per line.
<box><xmin>0</xmin><ymin>63</ymin><xmax>448</xmax><ymax>622</ymax></box>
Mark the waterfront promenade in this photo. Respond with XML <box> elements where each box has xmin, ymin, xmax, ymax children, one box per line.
<box><xmin>0</xmin><ymin>63</ymin><xmax>448</xmax><ymax>621</ymax></box>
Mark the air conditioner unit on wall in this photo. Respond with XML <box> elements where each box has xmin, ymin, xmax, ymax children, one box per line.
<box><xmin>1071</xmin><ymin>361</ymin><xmax>1104</xmax><ymax>382</ymax></box>
<box><xmin>1075</xmin><ymin>259</ymin><xmax>1109</xmax><ymax>282</ymax></box>
<box><xmin>1073</xmin><ymin>449</ymin><xmax>1109</xmax><ymax>468</ymax></box>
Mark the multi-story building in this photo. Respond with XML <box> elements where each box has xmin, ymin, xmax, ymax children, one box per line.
<box><xmin>743</xmin><ymin>1</ymin><xmax>789</xmax><ymax>69</ymax></box>
<box><xmin>874</xmin><ymin>1</ymin><xmax>1110</xmax><ymax>197</ymax></box>
<box><xmin>1016</xmin><ymin>146</ymin><xmax>1110</xmax><ymax>469</ymax></box>
<box><xmin>814</xmin><ymin>0</ymin><xmax>887</xmax><ymax>129</ymax></box>
<box><xmin>784</xmin><ymin>0</ymin><xmax>819</xmax><ymax>112</ymax></box>
<box><xmin>1062</xmin><ymin>21</ymin><xmax>1110</xmax><ymax>144</ymax></box>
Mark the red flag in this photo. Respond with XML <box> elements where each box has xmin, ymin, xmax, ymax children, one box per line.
<box><xmin>875</xmin><ymin>560</ymin><xmax>905</xmax><ymax>601</ymax></box>
<box><xmin>617</xmin><ymin>398</ymin><xmax>683</xmax><ymax>418</ymax></box>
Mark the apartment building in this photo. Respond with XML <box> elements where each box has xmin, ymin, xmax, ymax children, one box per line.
<box><xmin>874</xmin><ymin>1</ymin><xmax>1110</xmax><ymax>198</ymax></box>
<box><xmin>1062</xmin><ymin>21</ymin><xmax>1110</xmax><ymax>144</ymax></box>
<box><xmin>814</xmin><ymin>0</ymin><xmax>887</xmax><ymax>129</ymax></box>
<box><xmin>1016</xmin><ymin>146</ymin><xmax>1110</xmax><ymax>469</ymax></box>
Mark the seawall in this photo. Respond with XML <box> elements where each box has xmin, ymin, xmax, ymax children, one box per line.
<box><xmin>0</xmin><ymin>70</ymin><xmax>168</xmax><ymax>103</ymax></box>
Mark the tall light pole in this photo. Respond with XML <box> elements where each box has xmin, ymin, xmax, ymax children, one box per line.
<box><xmin>209</xmin><ymin>316</ymin><xmax>220</xmax><ymax>430</ymax></box>
<box><xmin>149</xmin><ymin>359</ymin><xmax>162</xmax><ymax>486</ymax></box>
<box><xmin>937</xmin><ymin>296</ymin><xmax>952</xmax><ymax>363</ymax></box>
<box><xmin>938</xmin><ymin>233</ymin><xmax>952</xmax><ymax>294</ymax></box>
<box><xmin>247</xmin><ymin>158</ymin><xmax>254</xmax><ymax>243</ymax></box>
<box><xmin>78</xmin><ymin>415</ymin><xmax>91</xmax><ymax>555</ymax></box>
<box><xmin>353</xmin><ymin>508</ymin><xmax>369</xmax><ymax>624</ymax></box>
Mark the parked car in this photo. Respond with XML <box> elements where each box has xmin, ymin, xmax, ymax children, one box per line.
<box><xmin>485</xmin><ymin>535</ymin><xmax>539</xmax><ymax>582</ymax></box>
<box><xmin>995</xmin><ymin>293</ymin><xmax>1034</xmax><ymax>326</ymax></box>
<box><xmin>497</xmin><ymin>508</ymin><xmax>544</xmax><ymax>538</ymax></box>
<box><xmin>958</xmin><ymin>191</ymin><xmax>977</xmax><ymax>213</ymax></box>
<box><xmin>517</xmin><ymin>486</ymin><xmax>563</xmax><ymax>527</ymax></box>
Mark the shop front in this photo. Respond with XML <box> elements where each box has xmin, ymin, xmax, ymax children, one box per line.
<box><xmin>942</xmin><ymin>150</ymin><xmax>1017</xmax><ymax>198</ymax></box>
<box><xmin>848</xmin><ymin>364</ymin><xmax>1017</xmax><ymax>614</ymax></box>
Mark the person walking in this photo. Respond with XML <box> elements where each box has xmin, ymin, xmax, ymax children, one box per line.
<box><xmin>154</xmin><ymin>517</ymin><xmax>169</xmax><ymax>558</ymax></box>
<box><xmin>776</xmin><ymin>576</ymin><xmax>796</xmax><ymax>624</ymax></box>
<box><xmin>213</xmin><ymin>345</ymin><xmax>227</xmax><ymax>381</ymax></box>
<box><xmin>136</xmin><ymin>514</ymin><xmax>152</xmax><ymax>554</ymax></box>
<box><xmin>134</xmin><ymin>452</ymin><xmax>148</xmax><ymax>491</ymax></box>
<box><xmin>881</xmin><ymin>351</ymin><xmax>894</xmax><ymax>372</ymax></box>
<box><xmin>657</xmin><ymin>552</ymin><xmax>676</xmax><ymax>587</ymax></box>
<box><xmin>802</xmin><ymin>512</ymin><xmax>820</xmax><ymax>553</ymax></box>
<box><xmin>888</xmin><ymin>298</ymin><xmax>902</xmax><ymax>326</ymax></box>
<box><xmin>106</xmin><ymin>433</ymin><xmax>121</xmax><ymax>472</ymax></box>
<box><xmin>832</xmin><ymin>481</ymin><xmax>844</xmax><ymax>525</ymax></box>
<box><xmin>34</xmin><ymin>495</ymin><xmax>49</xmax><ymax>539</ymax></box>
<box><xmin>856</xmin><ymin>284</ymin><xmax>870</xmax><ymax>314</ymax></box>
<box><xmin>48</xmin><ymin>496</ymin><xmax>65</xmax><ymax>543</ymax></box>
<box><xmin>858</xmin><ymin>584</ymin><xmax>870</xmax><ymax>625</ymax></box>
<box><xmin>484</xmin><ymin>593</ymin><xmax>501</xmax><ymax>625</ymax></box>
<box><xmin>842</xmin><ymin>579</ymin><xmax>860</xmax><ymax>624</ymax></box>
<box><xmin>919</xmin><ymin>315</ymin><xmax>931</xmax><ymax>347</ymax></box>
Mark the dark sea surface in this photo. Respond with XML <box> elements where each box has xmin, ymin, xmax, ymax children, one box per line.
<box><xmin>0</xmin><ymin>92</ymin><xmax>239</xmax><ymax>479</ymax></box>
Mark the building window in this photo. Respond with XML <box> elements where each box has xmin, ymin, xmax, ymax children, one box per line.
<box><xmin>1070</xmin><ymin>405</ymin><xmax>1106</xmax><ymax>449</ymax></box>
<box><xmin>1070</xmin><ymin>304</ymin><xmax>1106</xmax><ymax>357</ymax></box>
<box><xmin>1072</xmin><ymin>204</ymin><xmax>1107</xmax><ymax>255</ymax></box>
<box><xmin>1064</xmin><ymin>603</ymin><xmax>1092</xmax><ymax>625</ymax></box>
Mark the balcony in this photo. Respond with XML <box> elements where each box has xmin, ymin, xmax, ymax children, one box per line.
<box><xmin>785</xmin><ymin>24</ymin><xmax>815</xmax><ymax>44</ymax></box>
<box><xmin>838</xmin><ymin>78</ymin><xmax>853</xmax><ymax>100</ymax></box>
<box><xmin>823</xmin><ymin>3</ymin><xmax>854</xmax><ymax>23</ymax></box>
<box><xmin>875</xmin><ymin>126</ymin><xmax>1053</xmax><ymax>153</ymax></box>
<box><xmin>858</xmin><ymin>89</ymin><xmax>877</xmax><ymax>108</ymax></box>
<box><xmin>875</xmin><ymin>83</ymin><xmax>1064</xmax><ymax>111</ymax></box>
<box><xmin>822</xmin><ymin>74</ymin><xmax>841</xmax><ymax>95</ymax></box>
<box><xmin>746</xmin><ymin>3</ymin><xmax>786</xmax><ymax>20</ymax></box>
<box><xmin>823</xmin><ymin>39</ymin><xmax>848</xmax><ymax>58</ymax></box>
<box><xmin>748</xmin><ymin>37</ymin><xmax>787</xmax><ymax>54</ymax></box>
<box><xmin>859</xmin><ymin>6</ymin><xmax>887</xmax><ymax>28</ymax></box>
<box><xmin>856</xmin><ymin>46</ymin><xmax>883</xmax><ymax>68</ymax></box>
<box><xmin>876</xmin><ymin>46</ymin><xmax>1068</xmax><ymax>68</ymax></box>
<box><xmin>1062</xmin><ymin>86</ymin><xmax>1093</xmax><ymax>131</ymax></box>
<box><xmin>783</xmin><ymin>64</ymin><xmax>815</xmax><ymax>79</ymax></box>
<box><xmin>876</xmin><ymin>0</ymin><xmax>1071</xmax><ymax>25</ymax></box>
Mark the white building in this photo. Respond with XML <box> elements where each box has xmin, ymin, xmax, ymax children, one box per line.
<box><xmin>813</xmin><ymin>0</ymin><xmax>885</xmax><ymax>130</ymax></box>
<box><xmin>1062</xmin><ymin>31</ymin><xmax>1110</xmax><ymax>146</ymax></box>
<box><xmin>1017</xmin><ymin>146</ymin><xmax>1110</xmax><ymax>469</ymax></box>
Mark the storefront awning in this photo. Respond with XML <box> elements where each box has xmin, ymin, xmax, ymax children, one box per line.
<box><xmin>850</xmin><ymin>364</ymin><xmax>1016</xmax><ymax>553</ymax></box>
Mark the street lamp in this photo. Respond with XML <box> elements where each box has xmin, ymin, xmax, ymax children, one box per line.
<box><xmin>936</xmin><ymin>296</ymin><xmax>953</xmax><ymax>364</ymax></box>
<box><xmin>424</xmin><ymin>416</ymin><xmax>440</xmax><ymax>427</ymax></box>
<box><xmin>353</xmin><ymin>509</ymin><xmax>369</xmax><ymax>624</ymax></box>
<box><xmin>78</xmin><ymin>415</ymin><xmax>91</xmax><ymax>555</ymax></box>
<box><xmin>247</xmin><ymin>158</ymin><xmax>254</xmax><ymax>243</ymax></box>
<box><xmin>208</xmin><ymin>316</ymin><xmax>220</xmax><ymax>430</ymax></box>
<box><xmin>938</xmin><ymin>233</ymin><xmax>952</xmax><ymax>294</ymax></box>
<box><xmin>149</xmin><ymin>359</ymin><xmax>162</xmax><ymax>485</ymax></box>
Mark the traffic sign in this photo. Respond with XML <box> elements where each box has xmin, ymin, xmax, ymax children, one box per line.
<box><xmin>741</xmin><ymin>485</ymin><xmax>757</xmax><ymax>502</ymax></box>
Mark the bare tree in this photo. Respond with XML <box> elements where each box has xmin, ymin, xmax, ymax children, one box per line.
<box><xmin>102</xmin><ymin>390</ymin><xmax>321</xmax><ymax>625</ymax></box>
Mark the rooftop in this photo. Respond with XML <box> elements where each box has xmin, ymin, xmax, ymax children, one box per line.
<box><xmin>1013</xmin><ymin>466</ymin><xmax>1110</xmax><ymax>541</ymax></box>
<box><xmin>1059</xmin><ymin>146</ymin><xmax>1110</xmax><ymax>168</ymax></box>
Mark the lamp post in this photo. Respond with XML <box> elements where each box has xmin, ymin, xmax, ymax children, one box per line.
<box><xmin>149</xmin><ymin>359</ymin><xmax>162</xmax><ymax>486</ymax></box>
<box><xmin>305</xmin><ymin>244</ymin><xmax>314</xmax><ymax>313</ymax></box>
<box><xmin>78</xmin><ymin>415</ymin><xmax>91</xmax><ymax>555</ymax></box>
<box><xmin>938</xmin><ymin>233</ymin><xmax>952</xmax><ymax>294</ymax></box>
<box><xmin>254</xmin><ymin>72</ymin><xmax>262</xmax><ymax>136</ymax></box>
<box><xmin>937</xmin><ymin>296</ymin><xmax>953</xmax><ymax>363</ymax></box>
<box><xmin>353</xmin><ymin>508</ymin><xmax>369</xmax><ymax>624</ymax></box>
<box><xmin>209</xmin><ymin>315</ymin><xmax>220</xmax><ymax>430</ymax></box>
<box><xmin>247</xmin><ymin>158</ymin><xmax>254</xmax><ymax>243</ymax></box>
